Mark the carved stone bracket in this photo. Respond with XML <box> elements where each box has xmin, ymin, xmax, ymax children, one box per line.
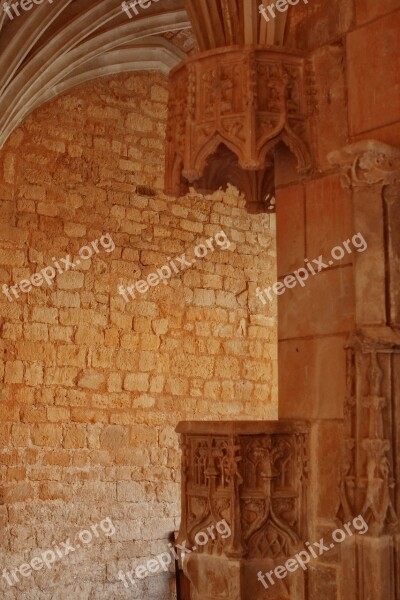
<box><xmin>328</xmin><ymin>140</ymin><xmax>400</xmax><ymax>189</ymax></box>
<box><xmin>176</xmin><ymin>421</ymin><xmax>309</xmax><ymax>599</ymax></box>
<box><xmin>165</xmin><ymin>46</ymin><xmax>314</xmax><ymax>205</ymax></box>
<box><xmin>337</xmin><ymin>328</ymin><xmax>400</xmax><ymax>537</ymax></box>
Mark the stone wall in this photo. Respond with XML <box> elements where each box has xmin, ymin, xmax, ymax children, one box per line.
<box><xmin>0</xmin><ymin>72</ymin><xmax>277</xmax><ymax>599</ymax></box>
<box><xmin>278</xmin><ymin>0</ymin><xmax>400</xmax><ymax>598</ymax></box>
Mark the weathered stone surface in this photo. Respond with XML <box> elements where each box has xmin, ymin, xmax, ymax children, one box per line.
<box><xmin>176</xmin><ymin>421</ymin><xmax>310</xmax><ymax>600</ymax></box>
<box><xmin>0</xmin><ymin>72</ymin><xmax>277</xmax><ymax>600</ymax></box>
<box><xmin>0</xmin><ymin>0</ymin><xmax>398</xmax><ymax>597</ymax></box>
<box><xmin>279</xmin><ymin>335</ymin><xmax>347</xmax><ymax>420</ymax></box>
<box><xmin>347</xmin><ymin>10</ymin><xmax>400</xmax><ymax>135</ymax></box>
<box><xmin>276</xmin><ymin>183</ymin><xmax>305</xmax><ymax>277</ymax></box>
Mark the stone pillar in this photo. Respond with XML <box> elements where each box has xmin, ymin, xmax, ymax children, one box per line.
<box><xmin>328</xmin><ymin>140</ymin><xmax>400</xmax><ymax>600</ymax></box>
<box><xmin>175</xmin><ymin>420</ymin><xmax>309</xmax><ymax>600</ymax></box>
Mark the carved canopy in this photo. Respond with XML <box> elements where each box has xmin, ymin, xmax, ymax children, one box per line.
<box><xmin>165</xmin><ymin>46</ymin><xmax>314</xmax><ymax>204</ymax></box>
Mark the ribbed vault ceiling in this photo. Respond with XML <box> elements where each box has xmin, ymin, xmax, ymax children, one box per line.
<box><xmin>0</xmin><ymin>0</ymin><xmax>288</xmax><ymax>148</ymax></box>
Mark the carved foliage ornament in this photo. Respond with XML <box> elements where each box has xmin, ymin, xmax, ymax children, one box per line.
<box><xmin>328</xmin><ymin>140</ymin><xmax>400</xmax><ymax>189</ymax></box>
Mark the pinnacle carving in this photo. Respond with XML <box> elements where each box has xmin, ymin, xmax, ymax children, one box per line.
<box><xmin>337</xmin><ymin>330</ymin><xmax>400</xmax><ymax>536</ymax></box>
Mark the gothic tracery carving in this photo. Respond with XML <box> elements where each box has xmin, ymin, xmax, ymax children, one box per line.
<box><xmin>165</xmin><ymin>47</ymin><xmax>314</xmax><ymax>202</ymax></box>
<box><xmin>177</xmin><ymin>423</ymin><xmax>310</xmax><ymax>561</ymax></box>
<box><xmin>337</xmin><ymin>331</ymin><xmax>399</xmax><ymax>536</ymax></box>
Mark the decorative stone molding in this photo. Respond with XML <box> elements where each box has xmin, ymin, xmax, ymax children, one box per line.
<box><xmin>183</xmin><ymin>0</ymin><xmax>289</xmax><ymax>48</ymax></box>
<box><xmin>330</xmin><ymin>141</ymin><xmax>400</xmax><ymax>600</ymax></box>
<box><xmin>176</xmin><ymin>421</ymin><xmax>309</xmax><ymax>600</ymax></box>
<box><xmin>337</xmin><ymin>328</ymin><xmax>399</xmax><ymax>537</ymax></box>
<box><xmin>328</xmin><ymin>140</ymin><xmax>400</xmax><ymax>189</ymax></box>
<box><xmin>165</xmin><ymin>46</ymin><xmax>314</xmax><ymax>204</ymax></box>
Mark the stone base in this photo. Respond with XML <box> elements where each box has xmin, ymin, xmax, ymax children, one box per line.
<box><xmin>183</xmin><ymin>553</ymin><xmax>306</xmax><ymax>600</ymax></box>
<box><xmin>341</xmin><ymin>535</ymin><xmax>400</xmax><ymax>600</ymax></box>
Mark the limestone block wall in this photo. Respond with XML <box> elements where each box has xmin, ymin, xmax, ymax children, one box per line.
<box><xmin>0</xmin><ymin>72</ymin><xmax>277</xmax><ymax>599</ymax></box>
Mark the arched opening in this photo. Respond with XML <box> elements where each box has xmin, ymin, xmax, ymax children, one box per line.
<box><xmin>192</xmin><ymin>143</ymin><xmax>276</xmax><ymax>214</ymax></box>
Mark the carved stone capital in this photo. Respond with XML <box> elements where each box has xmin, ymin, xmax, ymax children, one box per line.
<box><xmin>328</xmin><ymin>140</ymin><xmax>400</xmax><ymax>189</ymax></box>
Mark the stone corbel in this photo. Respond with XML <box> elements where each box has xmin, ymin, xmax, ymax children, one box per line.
<box><xmin>328</xmin><ymin>140</ymin><xmax>400</xmax><ymax>189</ymax></box>
<box><xmin>165</xmin><ymin>46</ymin><xmax>314</xmax><ymax>208</ymax></box>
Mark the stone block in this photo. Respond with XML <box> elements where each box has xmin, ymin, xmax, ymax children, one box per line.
<box><xmin>57</xmin><ymin>271</ymin><xmax>85</xmax><ymax>290</ymax></box>
<box><xmin>10</xmin><ymin>424</ymin><xmax>29</xmax><ymax>447</ymax></box>
<box><xmin>51</xmin><ymin>290</ymin><xmax>80</xmax><ymax>307</ymax></box>
<box><xmin>305</xmin><ymin>175</ymin><xmax>352</xmax><ymax>262</ymax></box>
<box><xmin>314</xmin><ymin>420</ymin><xmax>343</xmax><ymax>519</ymax></box>
<box><xmin>352</xmin><ymin>186</ymin><xmax>387</xmax><ymax>326</ymax></box>
<box><xmin>171</xmin><ymin>355</ymin><xmax>214</xmax><ymax>378</ymax></box>
<box><xmin>2</xmin><ymin>482</ymin><xmax>34</xmax><ymax>503</ymax></box>
<box><xmin>276</xmin><ymin>183</ymin><xmax>305</xmax><ymax>277</ymax></box>
<box><xmin>0</xmin><ymin>248</ymin><xmax>25</xmax><ymax>266</ymax></box>
<box><xmin>279</xmin><ymin>335</ymin><xmax>347</xmax><ymax>420</ymax></box>
<box><xmin>124</xmin><ymin>373</ymin><xmax>149</xmax><ymax>392</ymax></box>
<box><xmin>117</xmin><ymin>481</ymin><xmax>146</xmax><ymax>502</ymax></box>
<box><xmin>57</xmin><ymin>346</ymin><xmax>87</xmax><ymax>367</ymax></box>
<box><xmin>4</xmin><ymin>361</ymin><xmax>23</xmax><ymax>383</ymax></box>
<box><xmin>39</xmin><ymin>482</ymin><xmax>72</xmax><ymax>501</ymax></box>
<box><xmin>355</xmin><ymin>0</ymin><xmax>400</xmax><ymax>26</ymax></box>
<box><xmin>78</xmin><ymin>371</ymin><xmax>105</xmax><ymax>390</ymax></box>
<box><xmin>75</xmin><ymin>325</ymin><xmax>104</xmax><ymax>345</ymax></box>
<box><xmin>44</xmin><ymin>367</ymin><xmax>78</xmax><ymax>386</ymax></box>
<box><xmin>151</xmin><ymin>318</ymin><xmax>168</xmax><ymax>335</ymax></box>
<box><xmin>24</xmin><ymin>323</ymin><xmax>48</xmax><ymax>341</ymax></box>
<box><xmin>47</xmin><ymin>407</ymin><xmax>70</xmax><ymax>423</ymax></box>
<box><xmin>140</xmin><ymin>334</ymin><xmax>160</xmax><ymax>351</ymax></box>
<box><xmin>107</xmin><ymin>373</ymin><xmax>122</xmax><ymax>393</ymax></box>
<box><xmin>31</xmin><ymin>307</ymin><xmax>58</xmax><ymax>324</ymax></box>
<box><xmin>310</xmin><ymin>44</ymin><xmax>348</xmax><ymax>170</ymax></box>
<box><xmin>16</xmin><ymin>341</ymin><xmax>56</xmax><ymax>362</ymax></box>
<box><xmin>347</xmin><ymin>10</ymin><xmax>400</xmax><ymax>134</ymax></box>
<box><xmin>165</xmin><ymin>377</ymin><xmax>188</xmax><ymax>396</ymax></box>
<box><xmin>308</xmin><ymin>564</ymin><xmax>338</xmax><ymax>600</ymax></box>
<box><xmin>63</xmin><ymin>425</ymin><xmax>87</xmax><ymax>449</ymax></box>
<box><xmin>24</xmin><ymin>364</ymin><xmax>43</xmax><ymax>386</ymax></box>
<box><xmin>278</xmin><ymin>265</ymin><xmax>354</xmax><ymax>338</ymax></box>
<box><xmin>49</xmin><ymin>326</ymin><xmax>73</xmax><ymax>342</ymax></box>
<box><xmin>31</xmin><ymin>425</ymin><xmax>63</xmax><ymax>447</ymax></box>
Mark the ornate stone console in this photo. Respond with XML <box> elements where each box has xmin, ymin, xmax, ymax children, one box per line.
<box><xmin>165</xmin><ymin>46</ymin><xmax>315</xmax><ymax>209</ymax></box>
<box><xmin>176</xmin><ymin>420</ymin><xmax>310</xmax><ymax>600</ymax></box>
